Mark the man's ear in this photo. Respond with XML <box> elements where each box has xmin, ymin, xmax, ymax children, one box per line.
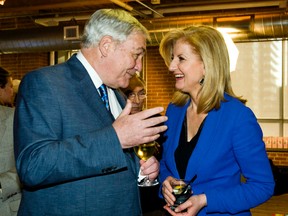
<box><xmin>99</xmin><ymin>36</ymin><xmax>113</xmax><ymax>57</ymax></box>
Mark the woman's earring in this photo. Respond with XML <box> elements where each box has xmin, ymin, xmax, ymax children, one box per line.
<box><xmin>199</xmin><ymin>77</ymin><xmax>205</xmax><ymax>86</ymax></box>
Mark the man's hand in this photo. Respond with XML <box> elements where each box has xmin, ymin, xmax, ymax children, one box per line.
<box><xmin>113</xmin><ymin>100</ymin><xmax>168</xmax><ymax>149</ymax></box>
<box><xmin>139</xmin><ymin>156</ymin><xmax>159</xmax><ymax>180</ymax></box>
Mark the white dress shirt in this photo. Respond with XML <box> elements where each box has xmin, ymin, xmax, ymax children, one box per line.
<box><xmin>76</xmin><ymin>51</ymin><xmax>123</xmax><ymax>119</ymax></box>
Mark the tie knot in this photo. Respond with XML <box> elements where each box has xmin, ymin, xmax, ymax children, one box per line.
<box><xmin>99</xmin><ymin>84</ymin><xmax>110</xmax><ymax>111</ymax></box>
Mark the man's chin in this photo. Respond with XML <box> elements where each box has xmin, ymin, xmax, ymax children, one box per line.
<box><xmin>119</xmin><ymin>78</ymin><xmax>131</xmax><ymax>88</ymax></box>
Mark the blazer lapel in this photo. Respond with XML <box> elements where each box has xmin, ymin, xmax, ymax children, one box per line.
<box><xmin>185</xmin><ymin>108</ymin><xmax>222</xmax><ymax>181</ymax></box>
<box><xmin>114</xmin><ymin>89</ymin><xmax>126</xmax><ymax>109</ymax></box>
<box><xmin>165</xmin><ymin>103</ymin><xmax>189</xmax><ymax>179</ymax></box>
<box><xmin>67</xmin><ymin>55</ymin><xmax>114</xmax><ymax>123</ymax></box>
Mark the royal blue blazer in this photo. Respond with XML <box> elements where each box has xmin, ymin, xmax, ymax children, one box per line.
<box><xmin>159</xmin><ymin>94</ymin><xmax>275</xmax><ymax>215</ymax></box>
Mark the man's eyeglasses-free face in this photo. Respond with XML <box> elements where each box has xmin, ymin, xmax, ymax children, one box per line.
<box><xmin>128</xmin><ymin>91</ymin><xmax>147</xmax><ymax>100</ymax></box>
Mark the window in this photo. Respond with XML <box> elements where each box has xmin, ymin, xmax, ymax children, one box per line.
<box><xmin>231</xmin><ymin>40</ymin><xmax>288</xmax><ymax>137</ymax></box>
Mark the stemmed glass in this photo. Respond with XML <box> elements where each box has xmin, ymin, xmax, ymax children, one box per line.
<box><xmin>133</xmin><ymin>141</ymin><xmax>160</xmax><ymax>187</ymax></box>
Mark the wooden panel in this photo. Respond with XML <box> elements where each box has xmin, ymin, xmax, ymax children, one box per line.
<box><xmin>251</xmin><ymin>194</ymin><xmax>288</xmax><ymax>216</ymax></box>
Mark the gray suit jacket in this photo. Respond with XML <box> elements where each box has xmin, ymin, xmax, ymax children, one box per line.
<box><xmin>0</xmin><ymin>105</ymin><xmax>21</xmax><ymax>216</ymax></box>
<box><xmin>14</xmin><ymin>55</ymin><xmax>141</xmax><ymax>216</ymax></box>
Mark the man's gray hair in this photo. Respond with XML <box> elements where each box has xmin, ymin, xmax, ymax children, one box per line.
<box><xmin>81</xmin><ymin>9</ymin><xmax>150</xmax><ymax>48</ymax></box>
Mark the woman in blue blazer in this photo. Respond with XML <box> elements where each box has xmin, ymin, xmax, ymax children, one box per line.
<box><xmin>158</xmin><ymin>26</ymin><xmax>275</xmax><ymax>216</ymax></box>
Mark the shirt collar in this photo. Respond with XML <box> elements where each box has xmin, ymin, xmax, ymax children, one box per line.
<box><xmin>76</xmin><ymin>51</ymin><xmax>103</xmax><ymax>89</ymax></box>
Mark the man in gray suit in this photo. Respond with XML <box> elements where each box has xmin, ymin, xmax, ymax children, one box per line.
<box><xmin>14</xmin><ymin>9</ymin><xmax>167</xmax><ymax>216</ymax></box>
<box><xmin>0</xmin><ymin>67</ymin><xmax>22</xmax><ymax>216</ymax></box>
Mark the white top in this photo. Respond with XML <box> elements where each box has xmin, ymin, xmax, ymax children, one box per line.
<box><xmin>76</xmin><ymin>51</ymin><xmax>123</xmax><ymax>119</ymax></box>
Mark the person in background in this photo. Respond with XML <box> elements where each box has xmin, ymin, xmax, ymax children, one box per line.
<box><xmin>158</xmin><ymin>25</ymin><xmax>275</xmax><ymax>216</ymax></box>
<box><xmin>120</xmin><ymin>73</ymin><xmax>147</xmax><ymax>114</ymax></box>
<box><xmin>14</xmin><ymin>9</ymin><xmax>167</xmax><ymax>216</ymax></box>
<box><xmin>120</xmin><ymin>74</ymin><xmax>165</xmax><ymax>216</ymax></box>
<box><xmin>12</xmin><ymin>79</ymin><xmax>20</xmax><ymax>107</ymax></box>
<box><xmin>0</xmin><ymin>66</ymin><xmax>22</xmax><ymax>216</ymax></box>
<box><xmin>0</xmin><ymin>67</ymin><xmax>14</xmax><ymax>107</ymax></box>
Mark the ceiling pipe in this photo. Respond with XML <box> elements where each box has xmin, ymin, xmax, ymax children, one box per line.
<box><xmin>0</xmin><ymin>26</ymin><xmax>83</xmax><ymax>54</ymax></box>
<box><xmin>140</xmin><ymin>1</ymin><xmax>285</xmax><ymax>16</ymax></box>
<box><xmin>253</xmin><ymin>14</ymin><xmax>288</xmax><ymax>38</ymax></box>
<box><xmin>0</xmin><ymin>14</ymin><xmax>287</xmax><ymax>53</ymax></box>
<box><xmin>34</xmin><ymin>15</ymin><xmax>90</xmax><ymax>27</ymax></box>
<box><xmin>142</xmin><ymin>14</ymin><xmax>288</xmax><ymax>44</ymax></box>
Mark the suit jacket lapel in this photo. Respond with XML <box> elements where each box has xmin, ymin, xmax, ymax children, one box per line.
<box><xmin>114</xmin><ymin>89</ymin><xmax>126</xmax><ymax>109</ymax></box>
<box><xmin>67</xmin><ymin>55</ymin><xmax>114</xmax><ymax>123</ymax></box>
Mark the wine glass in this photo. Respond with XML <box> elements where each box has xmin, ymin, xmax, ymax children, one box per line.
<box><xmin>133</xmin><ymin>141</ymin><xmax>160</xmax><ymax>187</ymax></box>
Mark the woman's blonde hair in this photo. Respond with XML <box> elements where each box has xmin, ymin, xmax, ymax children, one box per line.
<box><xmin>159</xmin><ymin>25</ymin><xmax>246</xmax><ymax>114</ymax></box>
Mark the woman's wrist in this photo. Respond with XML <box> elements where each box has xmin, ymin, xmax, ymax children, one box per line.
<box><xmin>198</xmin><ymin>193</ymin><xmax>207</xmax><ymax>208</ymax></box>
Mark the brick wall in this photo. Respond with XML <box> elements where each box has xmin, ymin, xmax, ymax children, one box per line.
<box><xmin>0</xmin><ymin>53</ymin><xmax>49</xmax><ymax>79</ymax></box>
<box><xmin>268</xmin><ymin>152</ymin><xmax>288</xmax><ymax>167</ymax></box>
<box><xmin>146</xmin><ymin>46</ymin><xmax>174</xmax><ymax>114</ymax></box>
<box><xmin>264</xmin><ymin>137</ymin><xmax>288</xmax><ymax>167</ymax></box>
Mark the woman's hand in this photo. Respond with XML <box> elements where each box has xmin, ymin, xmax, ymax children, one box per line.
<box><xmin>162</xmin><ymin>176</ymin><xmax>207</xmax><ymax>216</ymax></box>
<box><xmin>163</xmin><ymin>194</ymin><xmax>207</xmax><ymax>216</ymax></box>
<box><xmin>162</xmin><ymin>176</ymin><xmax>178</xmax><ymax>206</ymax></box>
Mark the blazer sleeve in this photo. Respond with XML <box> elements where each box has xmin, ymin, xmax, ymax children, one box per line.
<box><xmin>0</xmin><ymin>168</ymin><xmax>21</xmax><ymax>201</ymax></box>
<box><xmin>205</xmin><ymin>106</ymin><xmax>275</xmax><ymax>214</ymax></box>
<box><xmin>0</xmin><ymin>106</ymin><xmax>21</xmax><ymax>201</ymax></box>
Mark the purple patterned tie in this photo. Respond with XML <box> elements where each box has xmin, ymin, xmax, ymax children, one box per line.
<box><xmin>98</xmin><ymin>84</ymin><xmax>110</xmax><ymax>111</ymax></box>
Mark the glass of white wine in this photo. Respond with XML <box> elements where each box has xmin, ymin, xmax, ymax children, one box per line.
<box><xmin>133</xmin><ymin>141</ymin><xmax>160</xmax><ymax>187</ymax></box>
